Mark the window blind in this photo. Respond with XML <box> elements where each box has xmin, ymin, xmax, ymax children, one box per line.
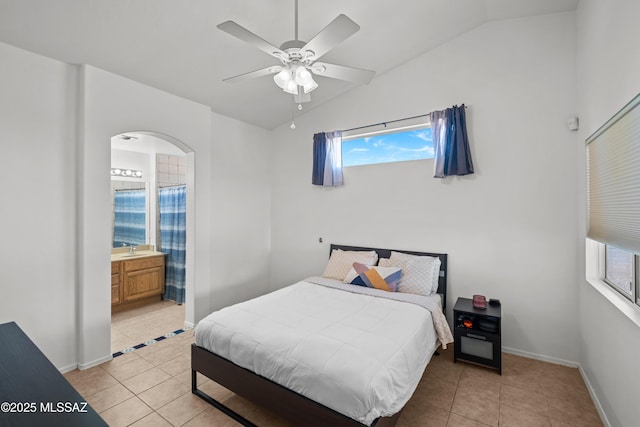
<box><xmin>587</xmin><ymin>92</ymin><xmax>640</xmax><ymax>254</ymax></box>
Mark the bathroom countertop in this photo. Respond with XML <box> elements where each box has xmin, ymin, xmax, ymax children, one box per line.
<box><xmin>110</xmin><ymin>250</ymin><xmax>165</xmax><ymax>262</ymax></box>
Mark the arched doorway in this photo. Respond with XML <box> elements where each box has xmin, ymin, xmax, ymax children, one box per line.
<box><xmin>109</xmin><ymin>131</ymin><xmax>195</xmax><ymax>353</ymax></box>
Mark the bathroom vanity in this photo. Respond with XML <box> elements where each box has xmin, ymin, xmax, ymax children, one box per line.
<box><xmin>111</xmin><ymin>247</ymin><xmax>166</xmax><ymax>311</ymax></box>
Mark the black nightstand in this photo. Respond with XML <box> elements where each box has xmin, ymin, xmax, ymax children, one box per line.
<box><xmin>453</xmin><ymin>297</ymin><xmax>502</xmax><ymax>374</ymax></box>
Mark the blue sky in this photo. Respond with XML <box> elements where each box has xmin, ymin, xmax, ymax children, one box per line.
<box><xmin>342</xmin><ymin>127</ymin><xmax>434</xmax><ymax>167</ymax></box>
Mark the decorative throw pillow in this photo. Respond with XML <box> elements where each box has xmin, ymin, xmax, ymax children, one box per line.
<box><xmin>344</xmin><ymin>262</ymin><xmax>402</xmax><ymax>292</ymax></box>
<box><xmin>321</xmin><ymin>249</ymin><xmax>378</xmax><ymax>281</ymax></box>
<box><xmin>379</xmin><ymin>252</ymin><xmax>441</xmax><ymax>295</ymax></box>
<box><xmin>378</xmin><ymin>258</ymin><xmax>394</xmax><ymax>268</ymax></box>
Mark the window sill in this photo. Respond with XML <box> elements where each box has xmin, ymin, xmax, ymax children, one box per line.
<box><xmin>586</xmin><ymin>275</ymin><xmax>640</xmax><ymax>328</ymax></box>
<box><xmin>343</xmin><ymin>157</ymin><xmax>433</xmax><ymax>169</ymax></box>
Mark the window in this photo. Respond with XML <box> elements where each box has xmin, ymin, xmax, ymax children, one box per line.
<box><xmin>342</xmin><ymin>123</ymin><xmax>433</xmax><ymax>167</ymax></box>
<box><xmin>586</xmin><ymin>91</ymin><xmax>640</xmax><ymax>308</ymax></box>
<box><xmin>604</xmin><ymin>245</ymin><xmax>635</xmax><ymax>300</ymax></box>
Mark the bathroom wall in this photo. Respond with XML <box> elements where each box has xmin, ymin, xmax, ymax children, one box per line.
<box><xmin>156</xmin><ymin>154</ymin><xmax>186</xmax><ymax>188</ymax></box>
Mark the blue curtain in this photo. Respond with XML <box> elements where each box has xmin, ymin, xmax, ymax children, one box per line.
<box><xmin>312</xmin><ymin>131</ymin><xmax>344</xmax><ymax>186</ymax></box>
<box><xmin>113</xmin><ymin>189</ymin><xmax>146</xmax><ymax>247</ymax></box>
<box><xmin>430</xmin><ymin>104</ymin><xmax>474</xmax><ymax>178</ymax></box>
<box><xmin>159</xmin><ymin>185</ymin><xmax>186</xmax><ymax>304</ymax></box>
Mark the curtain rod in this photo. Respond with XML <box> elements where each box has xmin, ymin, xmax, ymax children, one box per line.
<box><xmin>343</xmin><ymin>113</ymin><xmax>429</xmax><ymax>133</ymax></box>
<box><xmin>342</xmin><ymin>105</ymin><xmax>468</xmax><ymax>133</ymax></box>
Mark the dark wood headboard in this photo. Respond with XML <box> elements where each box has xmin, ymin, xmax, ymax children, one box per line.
<box><xmin>330</xmin><ymin>244</ymin><xmax>448</xmax><ymax>311</ymax></box>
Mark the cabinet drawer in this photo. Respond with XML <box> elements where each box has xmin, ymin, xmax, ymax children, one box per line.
<box><xmin>123</xmin><ymin>255</ymin><xmax>164</xmax><ymax>272</ymax></box>
<box><xmin>111</xmin><ymin>261</ymin><xmax>121</xmax><ymax>274</ymax></box>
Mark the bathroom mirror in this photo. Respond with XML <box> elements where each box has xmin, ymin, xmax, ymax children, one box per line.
<box><xmin>112</xmin><ymin>180</ymin><xmax>149</xmax><ymax>248</ymax></box>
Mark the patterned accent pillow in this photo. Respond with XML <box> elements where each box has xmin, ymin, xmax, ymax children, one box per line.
<box><xmin>379</xmin><ymin>252</ymin><xmax>441</xmax><ymax>295</ymax></box>
<box><xmin>344</xmin><ymin>262</ymin><xmax>402</xmax><ymax>292</ymax></box>
<box><xmin>321</xmin><ymin>249</ymin><xmax>378</xmax><ymax>281</ymax></box>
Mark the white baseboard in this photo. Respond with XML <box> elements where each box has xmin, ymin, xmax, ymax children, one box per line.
<box><xmin>58</xmin><ymin>363</ymin><xmax>79</xmax><ymax>374</ymax></box>
<box><xmin>184</xmin><ymin>321</ymin><xmax>195</xmax><ymax>329</ymax></box>
<box><xmin>77</xmin><ymin>354</ymin><xmax>112</xmax><ymax>371</ymax></box>
<box><xmin>502</xmin><ymin>346</ymin><xmax>579</xmax><ymax>367</ymax></box>
<box><xmin>578</xmin><ymin>365</ymin><xmax>611</xmax><ymax>427</ymax></box>
<box><xmin>59</xmin><ymin>354</ymin><xmax>112</xmax><ymax>373</ymax></box>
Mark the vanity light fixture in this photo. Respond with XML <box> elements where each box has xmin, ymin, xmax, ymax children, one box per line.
<box><xmin>111</xmin><ymin>168</ymin><xmax>143</xmax><ymax>178</ymax></box>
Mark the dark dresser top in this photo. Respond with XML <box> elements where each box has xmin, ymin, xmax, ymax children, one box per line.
<box><xmin>0</xmin><ymin>322</ymin><xmax>107</xmax><ymax>427</ymax></box>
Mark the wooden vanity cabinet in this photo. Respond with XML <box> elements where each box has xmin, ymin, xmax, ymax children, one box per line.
<box><xmin>111</xmin><ymin>262</ymin><xmax>121</xmax><ymax>305</ymax></box>
<box><xmin>123</xmin><ymin>256</ymin><xmax>165</xmax><ymax>302</ymax></box>
<box><xmin>111</xmin><ymin>254</ymin><xmax>165</xmax><ymax>311</ymax></box>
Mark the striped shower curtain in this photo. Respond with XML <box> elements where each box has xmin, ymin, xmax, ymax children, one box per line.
<box><xmin>159</xmin><ymin>185</ymin><xmax>186</xmax><ymax>304</ymax></box>
<box><xmin>113</xmin><ymin>189</ymin><xmax>146</xmax><ymax>247</ymax></box>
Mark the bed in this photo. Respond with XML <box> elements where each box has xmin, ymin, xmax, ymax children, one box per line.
<box><xmin>191</xmin><ymin>244</ymin><xmax>451</xmax><ymax>427</ymax></box>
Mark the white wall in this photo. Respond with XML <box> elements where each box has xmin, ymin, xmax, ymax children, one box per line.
<box><xmin>6</xmin><ymin>7</ymin><xmax>628</xmax><ymax>395</ymax></box>
<box><xmin>80</xmin><ymin>66</ymin><xmax>272</xmax><ymax>367</ymax></box>
<box><xmin>0</xmin><ymin>41</ymin><xmax>78</xmax><ymax>370</ymax></box>
<box><xmin>270</xmin><ymin>13</ymin><xmax>580</xmax><ymax>363</ymax></box>
<box><xmin>78</xmin><ymin>65</ymin><xmax>213</xmax><ymax>366</ymax></box>
<box><xmin>576</xmin><ymin>1</ymin><xmax>640</xmax><ymax>426</ymax></box>
<box><xmin>210</xmin><ymin>114</ymin><xmax>272</xmax><ymax>310</ymax></box>
<box><xmin>0</xmin><ymin>36</ymin><xmax>273</xmax><ymax>369</ymax></box>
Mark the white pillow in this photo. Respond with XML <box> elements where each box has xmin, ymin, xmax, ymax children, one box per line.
<box><xmin>321</xmin><ymin>249</ymin><xmax>378</xmax><ymax>281</ymax></box>
<box><xmin>379</xmin><ymin>251</ymin><xmax>441</xmax><ymax>295</ymax></box>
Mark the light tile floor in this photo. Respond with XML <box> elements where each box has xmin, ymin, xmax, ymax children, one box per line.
<box><xmin>111</xmin><ymin>301</ymin><xmax>186</xmax><ymax>353</ymax></box>
<box><xmin>65</xmin><ymin>303</ymin><xmax>604</xmax><ymax>427</ymax></box>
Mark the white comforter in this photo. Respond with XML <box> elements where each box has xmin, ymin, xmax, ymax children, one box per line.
<box><xmin>195</xmin><ymin>279</ymin><xmax>439</xmax><ymax>425</ymax></box>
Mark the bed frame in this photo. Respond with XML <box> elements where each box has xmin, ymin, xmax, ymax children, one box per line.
<box><xmin>191</xmin><ymin>244</ymin><xmax>448</xmax><ymax>427</ymax></box>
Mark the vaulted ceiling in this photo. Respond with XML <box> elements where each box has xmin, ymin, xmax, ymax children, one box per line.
<box><xmin>0</xmin><ymin>0</ymin><xmax>578</xmax><ymax>129</ymax></box>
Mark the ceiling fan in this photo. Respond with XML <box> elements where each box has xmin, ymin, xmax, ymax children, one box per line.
<box><xmin>217</xmin><ymin>0</ymin><xmax>375</xmax><ymax>104</ymax></box>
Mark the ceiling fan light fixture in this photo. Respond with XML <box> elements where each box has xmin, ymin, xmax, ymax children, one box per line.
<box><xmin>283</xmin><ymin>78</ymin><xmax>299</xmax><ymax>95</ymax></box>
<box><xmin>295</xmin><ymin>66</ymin><xmax>312</xmax><ymax>85</ymax></box>
<box><xmin>273</xmin><ymin>69</ymin><xmax>291</xmax><ymax>90</ymax></box>
<box><xmin>218</xmin><ymin>2</ymin><xmax>375</xmax><ymax>111</ymax></box>
<box><xmin>294</xmin><ymin>91</ymin><xmax>311</xmax><ymax>104</ymax></box>
<box><xmin>303</xmin><ymin>77</ymin><xmax>318</xmax><ymax>94</ymax></box>
<box><xmin>294</xmin><ymin>66</ymin><xmax>317</xmax><ymax>93</ymax></box>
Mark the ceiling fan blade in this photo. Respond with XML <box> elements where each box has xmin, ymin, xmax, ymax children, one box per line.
<box><xmin>301</xmin><ymin>14</ymin><xmax>359</xmax><ymax>61</ymax></box>
<box><xmin>223</xmin><ymin>66</ymin><xmax>282</xmax><ymax>83</ymax></box>
<box><xmin>311</xmin><ymin>62</ymin><xmax>375</xmax><ymax>84</ymax></box>
<box><xmin>217</xmin><ymin>21</ymin><xmax>286</xmax><ymax>59</ymax></box>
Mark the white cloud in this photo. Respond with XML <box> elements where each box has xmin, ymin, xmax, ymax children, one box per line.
<box><xmin>398</xmin><ymin>145</ymin><xmax>431</xmax><ymax>153</ymax></box>
<box><xmin>413</xmin><ymin>131</ymin><xmax>433</xmax><ymax>142</ymax></box>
